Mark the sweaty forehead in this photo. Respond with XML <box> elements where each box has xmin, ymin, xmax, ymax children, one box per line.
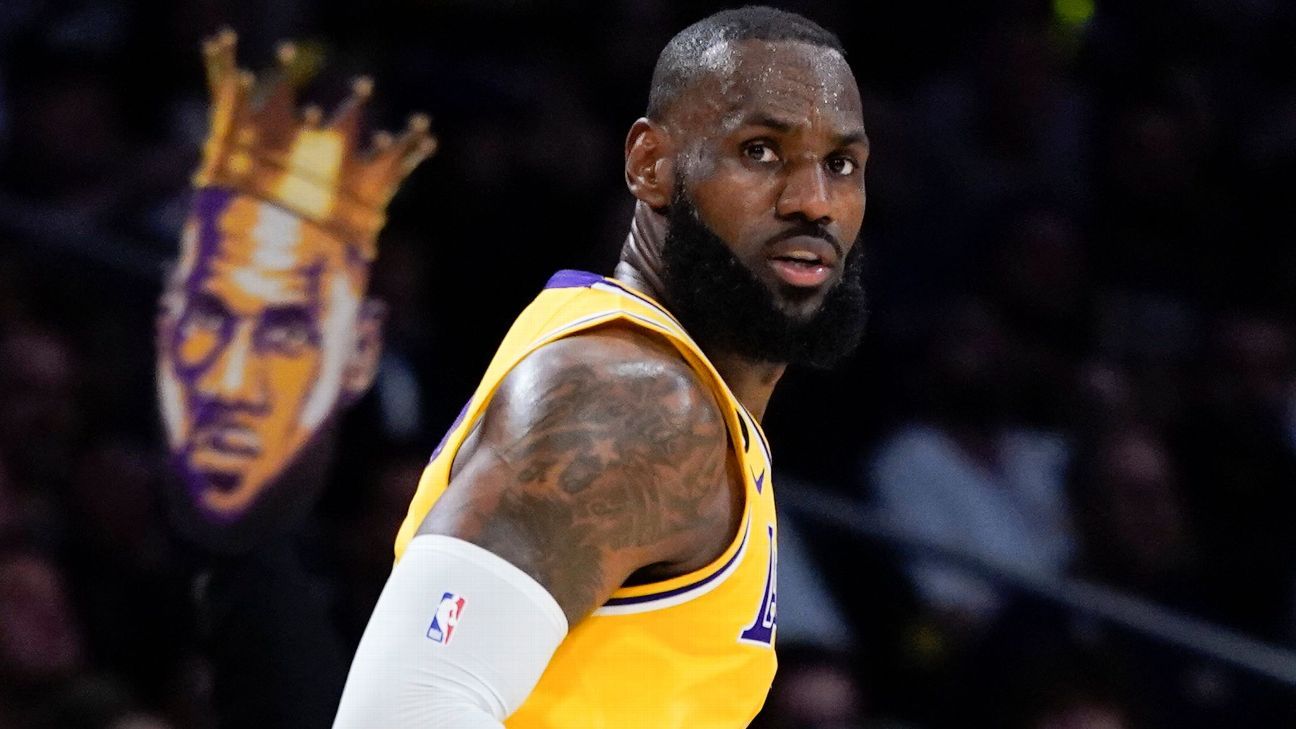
<box><xmin>679</xmin><ymin>39</ymin><xmax>861</xmax><ymax>132</ymax></box>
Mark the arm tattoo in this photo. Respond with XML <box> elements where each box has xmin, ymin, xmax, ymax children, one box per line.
<box><xmin>419</xmin><ymin>336</ymin><xmax>733</xmax><ymax>625</ymax></box>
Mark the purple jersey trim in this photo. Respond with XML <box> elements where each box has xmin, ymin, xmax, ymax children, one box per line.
<box><xmin>544</xmin><ymin>269</ymin><xmax>606</xmax><ymax>289</ymax></box>
<box><xmin>602</xmin><ymin>521</ymin><xmax>750</xmax><ymax>607</ymax></box>
<box><xmin>542</xmin><ymin>270</ymin><xmax>685</xmax><ymax>328</ymax></box>
<box><xmin>429</xmin><ymin>399</ymin><xmax>472</xmax><ymax>463</ymax></box>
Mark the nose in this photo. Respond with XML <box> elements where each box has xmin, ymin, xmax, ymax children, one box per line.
<box><xmin>196</xmin><ymin>322</ymin><xmax>269</xmax><ymax>413</ymax></box>
<box><xmin>776</xmin><ymin>159</ymin><xmax>833</xmax><ymax>225</ymax></box>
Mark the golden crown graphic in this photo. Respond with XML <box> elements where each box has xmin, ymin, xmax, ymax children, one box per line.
<box><xmin>193</xmin><ymin>29</ymin><xmax>436</xmax><ymax>260</ymax></box>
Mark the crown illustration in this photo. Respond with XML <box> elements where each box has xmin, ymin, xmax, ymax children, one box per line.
<box><xmin>193</xmin><ymin>29</ymin><xmax>436</xmax><ymax>260</ymax></box>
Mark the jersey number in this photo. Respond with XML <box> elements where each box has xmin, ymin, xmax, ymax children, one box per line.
<box><xmin>738</xmin><ymin>524</ymin><xmax>776</xmax><ymax>646</ymax></box>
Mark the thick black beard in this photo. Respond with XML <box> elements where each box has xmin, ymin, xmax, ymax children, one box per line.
<box><xmin>659</xmin><ymin>190</ymin><xmax>868</xmax><ymax>369</ymax></box>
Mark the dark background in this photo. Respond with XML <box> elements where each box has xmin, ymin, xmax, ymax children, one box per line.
<box><xmin>1</xmin><ymin>1</ymin><xmax>1295</xmax><ymax>727</ymax></box>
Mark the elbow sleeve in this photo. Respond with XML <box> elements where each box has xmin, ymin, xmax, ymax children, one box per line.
<box><xmin>333</xmin><ymin>535</ymin><xmax>568</xmax><ymax>728</ymax></box>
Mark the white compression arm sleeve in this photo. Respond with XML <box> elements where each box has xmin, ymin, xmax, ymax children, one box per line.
<box><xmin>332</xmin><ymin>535</ymin><xmax>568</xmax><ymax>728</ymax></box>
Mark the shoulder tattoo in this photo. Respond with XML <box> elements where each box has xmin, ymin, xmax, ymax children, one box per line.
<box><xmin>420</xmin><ymin>335</ymin><xmax>733</xmax><ymax>624</ymax></box>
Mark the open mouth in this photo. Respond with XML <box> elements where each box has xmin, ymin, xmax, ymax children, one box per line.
<box><xmin>768</xmin><ymin>258</ymin><xmax>832</xmax><ymax>287</ymax></box>
<box><xmin>194</xmin><ymin>426</ymin><xmax>262</xmax><ymax>458</ymax></box>
<box><xmin>186</xmin><ymin>425</ymin><xmax>262</xmax><ymax>480</ymax></box>
<box><xmin>771</xmin><ymin>250</ymin><xmax>826</xmax><ymax>268</ymax></box>
<box><xmin>766</xmin><ymin>235</ymin><xmax>838</xmax><ymax>287</ymax></box>
<box><xmin>200</xmin><ymin>470</ymin><xmax>242</xmax><ymax>494</ymax></box>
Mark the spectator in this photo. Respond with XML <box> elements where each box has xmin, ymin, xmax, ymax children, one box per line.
<box><xmin>869</xmin><ymin>299</ymin><xmax>1075</xmax><ymax>625</ymax></box>
<box><xmin>750</xmin><ymin>645</ymin><xmax>872</xmax><ymax>729</ymax></box>
<box><xmin>0</xmin><ymin>547</ymin><xmax>86</xmax><ymax>726</ymax></box>
<box><xmin>1068</xmin><ymin>424</ymin><xmax>1203</xmax><ymax>611</ymax></box>
<box><xmin>0</xmin><ymin>323</ymin><xmax>81</xmax><ymax>495</ymax></box>
<box><xmin>1176</xmin><ymin>312</ymin><xmax>1296</xmax><ymax>640</ymax></box>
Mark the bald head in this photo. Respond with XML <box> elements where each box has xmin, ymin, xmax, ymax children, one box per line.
<box><xmin>646</xmin><ymin>6</ymin><xmax>846</xmax><ymax>122</ymax></box>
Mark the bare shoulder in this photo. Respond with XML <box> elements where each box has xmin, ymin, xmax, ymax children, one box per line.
<box><xmin>418</xmin><ymin>325</ymin><xmax>739</xmax><ymax>625</ymax></box>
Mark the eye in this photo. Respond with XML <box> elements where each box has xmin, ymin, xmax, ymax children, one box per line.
<box><xmin>827</xmin><ymin>156</ymin><xmax>858</xmax><ymax>176</ymax></box>
<box><xmin>257</xmin><ymin>309</ymin><xmax>318</xmax><ymax>355</ymax></box>
<box><xmin>743</xmin><ymin>141</ymin><xmax>779</xmax><ymax>164</ymax></box>
<box><xmin>181</xmin><ymin>295</ymin><xmax>228</xmax><ymax>335</ymax></box>
<box><xmin>259</xmin><ymin>322</ymin><xmax>312</xmax><ymax>355</ymax></box>
<box><xmin>186</xmin><ymin>310</ymin><xmax>223</xmax><ymax>334</ymax></box>
<box><xmin>261</xmin><ymin>323</ymin><xmax>311</xmax><ymax>353</ymax></box>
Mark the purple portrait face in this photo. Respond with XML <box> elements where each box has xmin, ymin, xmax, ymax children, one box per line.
<box><xmin>157</xmin><ymin>188</ymin><xmax>379</xmax><ymax>520</ymax></box>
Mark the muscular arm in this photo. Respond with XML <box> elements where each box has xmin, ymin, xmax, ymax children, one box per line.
<box><xmin>333</xmin><ymin>328</ymin><xmax>740</xmax><ymax>727</ymax></box>
<box><xmin>419</xmin><ymin>326</ymin><xmax>740</xmax><ymax>625</ymax></box>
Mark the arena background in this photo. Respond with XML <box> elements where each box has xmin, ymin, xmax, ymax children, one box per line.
<box><xmin>2</xmin><ymin>0</ymin><xmax>1296</xmax><ymax>727</ymax></box>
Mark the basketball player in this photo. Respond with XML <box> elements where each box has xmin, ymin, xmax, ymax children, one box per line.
<box><xmin>334</xmin><ymin>7</ymin><xmax>869</xmax><ymax>727</ymax></box>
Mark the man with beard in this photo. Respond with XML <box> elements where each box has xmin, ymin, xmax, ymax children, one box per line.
<box><xmin>335</xmin><ymin>7</ymin><xmax>869</xmax><ymax>728</ymax></box>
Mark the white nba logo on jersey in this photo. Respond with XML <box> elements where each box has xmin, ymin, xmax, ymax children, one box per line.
<box><xmin>427</xmin><ymin>591</ymin><xmax>466</xmax><ymax>644</ymax></box>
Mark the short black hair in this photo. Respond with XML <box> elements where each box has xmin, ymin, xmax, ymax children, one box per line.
<box><xmin>647</xmin><ymin>6</ymin><xmax>845</xmax><ymax>121</ymax></box>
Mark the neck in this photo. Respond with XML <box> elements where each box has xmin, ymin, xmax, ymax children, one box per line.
<box><xmin>613</xmin><ymin>202</ymin><xmax>786</xmax><ymax>422</ymax></box>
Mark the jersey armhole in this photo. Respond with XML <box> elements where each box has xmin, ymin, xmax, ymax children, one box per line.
<box><xmin>587</xmin><ymin>326</ymin><xmax>756</xmax><ymax>616</ymax></box>
<box><xmin>405</xmin><ymin>295</ymin><xmax>755</xmax><ymax>611</ymax></box>
<box><xmin>593</xmin><ymin>496</ymin><xmax>752</xmax><ymax>616</ymax></box>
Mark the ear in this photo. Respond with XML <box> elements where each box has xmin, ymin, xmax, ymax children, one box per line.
<box><xmin>342</xmin><ymin>297</ymin><xmax>386</xmax><ymax>405</ymax></box>
<box><xmin>625</xmin><ymin>117</ymin><xmax>675</xmax><ymax>210</ymax></box>
<box><xmin>155</xmin><ymin>290</ymin><xmax>178</xmax><ymax>357</ymax></box>
<box><xmin>155</xmin><ymin>298</ymin><xmax>169</xmax><ymax>346</ymax></box>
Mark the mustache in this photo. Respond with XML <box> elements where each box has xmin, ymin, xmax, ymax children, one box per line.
<box><xmin>671</xmin><ymin>189</ymin><xmax>843</xmax><ymax>259</ymax></box>
<box><xmin>189</xmin><ymin>397</ymin><xmax>269</xmax><ymax>430</ymax></box>
<box><xmin>765</xmin><ymin>222</ymin><xmax>843</xmax><ymax>258</ymax></box>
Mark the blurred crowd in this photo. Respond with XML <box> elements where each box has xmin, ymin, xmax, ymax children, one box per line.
<box><xmin>1</xmin><ymin>0</ymin><xmax>1295</xmax><ymax>727</ymax></box>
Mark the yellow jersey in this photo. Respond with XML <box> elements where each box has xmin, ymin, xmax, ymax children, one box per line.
<box><xmin>393</xmin><ymin>270</ymin><xmax>778</xmax><ymax>728</ymax></box>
